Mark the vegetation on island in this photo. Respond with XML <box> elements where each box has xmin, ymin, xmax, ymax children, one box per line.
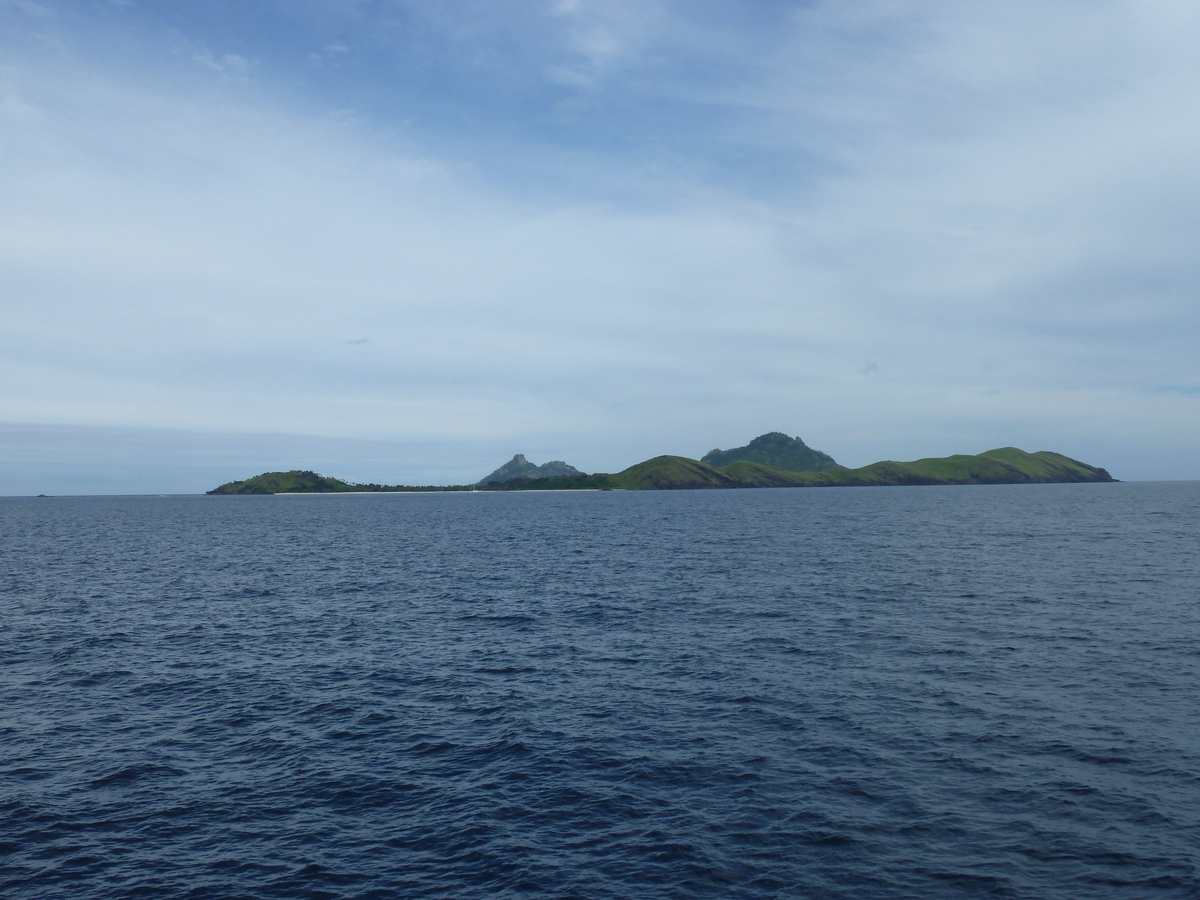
<box><xmin>701</xmin><ymin>431</ymin><xmax>843</xmax><ymax>472</ymax></box>
<box><xmin>206</xmin><ymin>435</ymin><xmax>1117</xmax><ymax>495</ymax></box>
<box><xmin>470</xmin><ymin>447</ymin><xmax>1116</xmax><ymax>491</ymax></box>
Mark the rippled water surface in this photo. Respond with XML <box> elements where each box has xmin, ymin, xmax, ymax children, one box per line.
<box><xmin>2</xmin><ymin>483</ymin><xmax>1199</xmax><ymax>898</ymax></box>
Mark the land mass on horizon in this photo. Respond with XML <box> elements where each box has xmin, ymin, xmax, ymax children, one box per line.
<box><xmin>478</xmin><ymin>454</ymin><xmax>583</xmax><ymax>486</ymax></box>
<box><xmin>206</xmin><ymin>433</ymin><xmax>1117</xmax><ymax>495</ymax></box>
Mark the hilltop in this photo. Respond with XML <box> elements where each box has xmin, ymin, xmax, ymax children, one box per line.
<box><xmin>701</xmin><ymin>432</ymin><xmax>843</xmax><ymax>472</ymax></box>
<box><xmin>478</xmin><ymin>454</ymin><xmax>583</xmax><ymax>486</ymax></box>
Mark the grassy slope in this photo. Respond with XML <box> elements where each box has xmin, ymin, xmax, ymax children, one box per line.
<box><xmin>981</xmin><ymin>448</ymin><xmax>1116</xmax><ymax>482</ymax></box>
<box><xmin>841</xmin><ymin>448</ymin><xmax>1114</xmax><ymax>485</ymax></box>
<box><xmin>720</xmin><ymin>460</ymin><xmax>816</xmax><ymax>486</ymax></box>
<box><xmin>608</xmin><ymin>456</ymin><xmax>743</xmax><ymax>489</ymax></box>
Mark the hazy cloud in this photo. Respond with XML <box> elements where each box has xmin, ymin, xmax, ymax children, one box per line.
<box><xmin>1</xmin><ymin>0</ymin><xmax>1198</xmax><ymax>489</ymax></box>
<box><xmin>192</xmin><ymin>50</ymin><xmax>250</xmax><ymax>76</ymax></box>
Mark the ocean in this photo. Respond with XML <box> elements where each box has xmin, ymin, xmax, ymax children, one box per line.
<box><xmin>2</xmin><ymin>482</ymin><xmax>1198</xmax><ymax>898</ymax></box>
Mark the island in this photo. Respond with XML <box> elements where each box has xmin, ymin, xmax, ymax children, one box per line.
<box><xmin>206</xmin><ymin>471</ymin><xmax>473</xmax><ymax>494</ymax></box>
<box><xmin>207</xmin><ymin>433</ymin><xmax>1116</xmax><ymax>494</ymax></box>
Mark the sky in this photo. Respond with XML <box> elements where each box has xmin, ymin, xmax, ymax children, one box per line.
<box><xmin>2</xmin><ymin>0</ymin><xmax>1198</xmax><ymax>493</ymax></box>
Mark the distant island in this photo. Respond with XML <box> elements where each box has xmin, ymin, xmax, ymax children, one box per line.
<box><xmin>206</xmin><ymin>470</ymin><xmax>473</xmax><ymax>494</ymax></box>
<box><xmin>207</xmin><ymin>432</ymin><xmax>1116</xmax><ymax>495</ymax></box>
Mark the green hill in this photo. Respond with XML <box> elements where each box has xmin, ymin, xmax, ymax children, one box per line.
<box><xmin>206</xmin><ymin>470</ymin><xmax>358</xmax><ymax>494</ymax></box>
<box><xmin>702</xmin><ymin>432</ymin><xmax>842</xmax><ymax>472</ymax></box>
<box><xmin>807</xmin><ymin>448</ymin><xmax>1116</xmax><ymax>487</ymax></box>
<box><xmin>206</xmin><ymin>470</ymin><xmax>472</xmax><ymax>494</ymax></box>
<box><xmin>609</xmin><ymin>456</ymin><xmax>742</xmax><ymax>490</ymax></box>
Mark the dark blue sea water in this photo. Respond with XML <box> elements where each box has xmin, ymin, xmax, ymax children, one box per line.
<box><xmin>2</xmin><ymin>483</ymin><xmax>1198</xmax><ymax>899</ymax></box>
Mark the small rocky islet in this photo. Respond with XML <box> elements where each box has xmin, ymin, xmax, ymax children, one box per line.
<box><xmin>206</xmin><ymin>432</ymin><xmax>1116</xmax><ymax>495</ymax></box>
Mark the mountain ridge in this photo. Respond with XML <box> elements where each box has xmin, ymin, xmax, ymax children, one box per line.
<box><xmin>471</xmin><ymin>447</ymin><xmax>1116</xmax><ymax>491</ymax></box>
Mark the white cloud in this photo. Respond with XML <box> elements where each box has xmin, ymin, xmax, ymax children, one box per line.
<box><xmin>3</xmin><ymin>1</ymin><xmax>52</xmax><ymax>18</ymax></box>
<box><xmin>193</xmin><ymin>50</ymin><xmax>250</xmax><ymax>76</ymax></box>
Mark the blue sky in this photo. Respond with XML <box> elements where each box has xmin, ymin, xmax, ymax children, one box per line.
<box><xmin>2</xmin><ymin>0</ymin><xmax>1198</xmax><ymax>492</ymax></box>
